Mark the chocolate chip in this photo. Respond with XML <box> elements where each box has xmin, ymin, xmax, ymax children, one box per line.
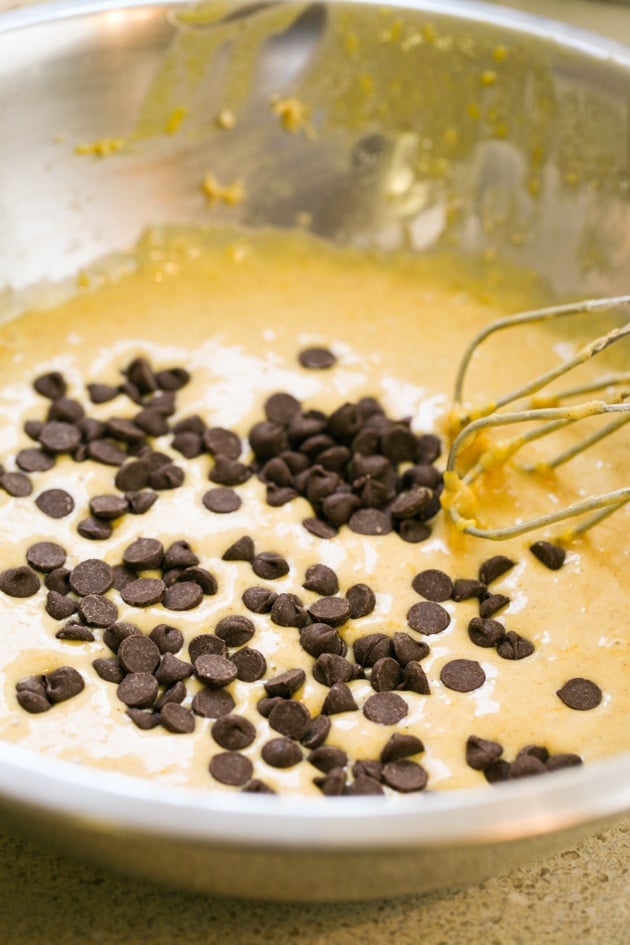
<box><xmin>479</xmin><ymin>555</ymin><xmax>516</xmax><ymax>584</ymax></box>
<box><xmin>212</xmin><ymin>715</ymin><xmax>256</xmax><ymax>750</ymax></box>
<box><xmin>452</xmin><ymin>578</ymin><xmax>487</xmax><ymax>602</ymax></box>
<box><xmin>105</xmin><ymin>417</ymin><xmax>146</xmax><ymax>444</ymax></box>
<box><xmin>121</xmin><ymin>578</ymin><xmax>166</xmax><ymax>607</ymax></box>
<box><xmin>465</xmin><ymin>734</ymin><xmax>504</xmax><ymax>770</ymax></box>
<box><xmin>208</xmin><ymin>455</ymin><xmax>251</xmax><ymax>486</ymax></box>
<box><xmin>0</xmin><ymin>472</ymin><xmax>32</xmax><ymax>497</ymax></box>
<box><xmin>479</xmin><ymin>594</ymin><xmax>510</xmax><ymax>618</ymax></box>
<box><xmin>210</xmin><ymin>751</ymin><xmax>254</xmax><ymax>785</ymax></box>
<box><xmin>192</xmin><ymin>688</ymin><xmax>235</xmax><ymax>718</ymax></box>
<box><xmin>154</xmin><ymin>653</ymin><xmax>193</xmax><ymax>686</ymax></box>
<box><xmin>159</xmin><ymin>702</ymin><xmax>195</xmax><ymax>734</ymax></box>
<box><xmin>242</xmin><ymin>586</ymin><xmax>277</xmax><ymax>613</ymax></box>
<box><xmin>222</xmin><ymin>535</ymin><xmax>255</xmax><ymax>562</ymax></box>
<box><xmin>363</xmin><ymin>692</ymin><xmax>408</xmax><ymax>724</ymax></box>
<box><xmin>153</xmin><ymin>680</ymin><xmax>187</xmax><ymax>710</ymax></box>
<box><xmin>172</xmin><ymin>431</ymin><xmax>203</xmax><ymax>458</ymax></box>
<box><xmin>195</xmin><ymin>654</ymin><xmax>237</xmax><ymax>688</ymax></box>
<box><xmin>162</xmin><ymin>540</ymin><xmax>199</xmax><ymax>570</ymax></box>
<box><xmin>264</xmin><ymin>668</ymin><xmax>305</xmax><ymax>698</ymax></box>
<box><xmin>484</xmin><ymin>760</ymin><xmax>512</xmax><ymax>783</ymax></box>
<box><xmin>112</xmin><ymin>564</ymin><xmax>137</xmax><ymax>591</ymax></box>
<box><xmin>390</xmin><ymin>487</ymin><xmax>433</xmax><ymax>519</ymax></box>
<box><xmin>203</xmin><ymin>487</ymin><xmax>242</xmax><ymax>514</ymax></box>
<box><xmin>346</xmin><ymin>583</ymin><xmax>376</xmax><ymax>619</ymax></box>
<box><xmin>35</xmin><ymin>488</ymin><xmax>74</xmax><ymax>519</ymax></box>
<box><xmin>302</xmin><ymin>517</ymin><xmax>338</xmax><ymax>539</ymax></box>
<box><xmin>87</xmin><ymin>440</ymin><xmax>127</xmax><ymax>466</ymax></box>
<box><xmin>468</xmin><ymin>617</ymin><xmax>506</xmax><ymax>648</ymax></box>
<box><xmin>204</xmin><ymin>427</ymin><xmax>242</xmax><ymax>459</ymax></box>
<box><xmin>518</xmin><ymin>744</ymin><xmax>549</xmax><ymax>763</ymax></box>
<box><xmin>38</xmin><ymin>421</ymin><xmax>82</xmax><ymax>455</ymax></box>
<box><xmin>115</xmin><ymin>460</ymin><xmax>150</xmax><ymax>492</ymax></box>
<box><xmin>16</xmin><ymin>677</ymin><xmax>50</xmax><ymax>714</ymax></box>
<box><xmin>34</xmin><ymin>371</ymin><xmax>67</xmax><ymax>399</ymax></box>
<box><xmin>440</xmin><ymin>659</ymin><xmax>486</xmax><ymax>692</ymax></box>
<box><xmin>178</xmin><ymin>566</ymin><xmax>217</xmax><ymax>596</ymax></box>
<box><xmin>496</xmin><ymin>631</ymin><xmax>535</xmax><ymax>660</ymax></box>
<box><xmin>26</xmin><ymin>542</ymin><xmax>66</xmax><ymax>573</ymax></box>
<box><xmin>352</xmin><ymin>760</ymin><xmax>383</xmax><ymax>782</ymax></box>
<box><xmin>47</xmin><ymin>397</ymin><xmax>84</xmax><ymax>423</ymax></box>
<box><xmin>45</xmin><ymin>590</ymin><xmax>77</xmax><ymax>620</ymax></box>
<box><xmin>56</xmin><ymin>623</ymin><xmax>94</xmax><ymax>641</ymax></box>
<box><xmin>92</xmin><ymin>658</ymin><xmax>124</xmax><ymax>684</ymax></box>
<box><xmin>308</xmin><ymin>596</ymin><xmax>351</xmax><ymax>627</ymax></box>
<box><xmin>321</xmin><ymin>682</ymin><xmax>358</xmax><ymax>715</ymax></box>
<box><xmin>70</xmin><ymin>559</ymin><xmax>113</xmax><ymax>596</ymax></box>
<box><xmin>0</xmin><ymin>566</ymin><xmax>40</xmax><ymax>598</ymax></box>
<box><xmin>215</xmin><ymin>615</ymin><xmax>255</xmax><ymax>647</ymax></box>
<box><xmin>252</xmin><ymin>551</ymin><xmax>289</xmax><ymax>580</ymax></box>
<box><xmin>399</xmin><ymin>661</ymin><xmax>431</xmax><ymax>694</ymax></box>
<box><xmin>509</xmin><ymin>754</ymin><xmax>548</xmax><ymax>779</ymax></box>
<box><xmin>301</xmin><ymin>714</ymin><xmax>331</xmax><ymax>749</ymax></box>
<box><xmin>149</xmin><ymin>624</ymin><xmax>183</xmax><ymax>654</ymax></box>
<box><xmin>44</xmin><ymin>567</ymin><xmax>71</xmax><ymax>594</ymax></box>
<box><xmin>77</xmin><ymin>594</ymin><xmax>118</xmax><ymax>628</ymax></box>
<box><xmin>546</xmin><ymin>753</ymin><xmax>583</xmax><ymax>772</ymax></box>
<box><xmin>117</xmin><ymin>672</ymin><xmax>159</xmax><ymax>707</ymax></box>
<box><xmin>262</xmin><ymin>737</ymin><xmax>303</xmax><ymax>768</ymax></box>
<box><xmin>16</xmin><ymin>448</ymin><xmax>55</xmax><ymax>472</ymax></box>
<box><xmin>345</xmin><ymin>775</ymin><xmax>384</xmax><ymax>796</ymax></box>
<box><xmin>308</xmin><ymin>746</ymin><xmax>348</xmax><ymax>773</ymax></box>
<box><xmin>312</xmin><ymin>654</ymin><xmax>354</xmax><ymax>687</ymax></box>
<box><xmin>188</xmin><ymin>634</ymin><xmax>227</xmax><ymax>662</ymax></box>
<box><xmin>353</xmin><ymin>633</ymin><xmax>393</xmax><ymax>668</ymax></box>
<box><xmin>77</xmin><ymin>517</ymin><xmax>113</xmax><ymax>541</ymax></box>
<box><xmin>321</xmin><ymin>492</ymin><xmax>361</xmax><ymax>526</ymax></box>
<box><xmin>127</xmin><ymin>491</ymin><xmax>158</xmax><ymax>518</ymax></box>
<box><xmin>44</xmin><ymin>666</ymin><xmax>85</xmax><ymax>703</ymax></box>
<box><xmin>102</xmin><ymin>621</ymin><xmax>141</xmax><ymax>652</ymax></box>
<box><xmin>298</xmin><ymin>347</ymin><xmax>336</xmax><ymax>370</ymax></box>
<box><xmin>382</xmin><ymin>760</ymin><xmax>428</xmax><ymax>793</ymax></box>
<box><xmin>371</xmin><ymin>657</ymin><xmax>403</xmax><ymax>692</ymax></box>
<box><xmin>123</xmin><ymin>537</ymin><xmax>164</xmax><ymax>570</ymax></box>
<box><xmin>163</xmin><ymin>581</ymin><xmax>203</xmax><ymax>611</ymax></box>
<box><xmin>392</xmin><ymin>632</ymin><xmax>430</xmax><ymax>666</ymax></box>
<box><xmin>264</xmin><ymin>391</ymin><xmax>301</xmax><ymax>424</ymax></box>
<box><xmin>89</xmin><ymin>495</ymin><xmax>129</xmax><ymax>520</ymax></box>
<box><xmin>270</xmin><ymin>593</ymin><xmax>308</xmax><ymax>628</ymax></box>
<box><xmin>231</xmin><ymin>646</ymin><xmax>267</xmax><ymax>682</ymax></box>
<box><xmin>149</xmin><ymin>463</ymin><xmax>184</xmax><ymax>490</ymax></box>
<box><xmin>126</xmin><ymin>708</ymin><xmax>161</xmax><ymax>730</ymax></box>
<box><xmin>380</xmin><ymin>733</ymin><xmax>424</xmax><ymax>764</ymax></box>
<box><xmin>156</xmin><ymin>367</ymin><xmax>190</xmax><ymax>391</ymax></box>
<box><xmin>87</xmin><ymin>383</ymin><xmax>118</xmax><ymax>404</ymax></box>
<box><xmin>24</xmin><ymin>420</ymin><xmax>44</xmax><ymax>441</ymax></box>
<box><xmin>348</xmin><ymin>508</ymin><xmax>392</xmax><ymax>536</ymax></box>
<box><xmin>556</xmin><ymin>677</ymin><xmax>602</xmax><ymax>711</ymax></box>
<box><xmin>133</xmin><ymin>408</ymin><xmax>169</xmax><ymax>437</ymax></box>
<box><xmin>407</xmin><ymin>601</ymin><xmax>450</xmax><ymax>635</ymax></box>
<box><xmin>257</xmin><ymin>696</ymin><xmax>283</xmax><ymax>718</ymax></box>
<box><xmin>303</xmin><ymin>564</ymin><xmax>339</xmax><ymax>596</ymax></box>
<box><xmin>269</xmin><ymin>700</ymin><xmax>311</xmax><ymax>740</ymax></box>
<box><xmin>412</xmin><ymin>569</ymin><xmax>453</xmax><ymax>602</ymax></box>
<box><xmin>242</xmin><ymin>779</ymin><xmax>276</xmax><ymax>795</ymax></box>
<box><xmin>300</xmin><ymin>623</ymin><xmax>344</xmax><ymax>658</ymax></box>
<box><xmin>530</xmin><ymin>541</ymin><xmax>566</xmax><ymax>571</ymax></box>
<box><xmin>118</xmin><ymin>634</ymin><xmax>161</xmax><ymax>674</ymax></box>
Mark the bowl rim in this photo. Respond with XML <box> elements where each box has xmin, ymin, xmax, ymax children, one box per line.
<box><xmin>0</xmin><ymin>0</ymin><xmax>628</xmax><ymax>852</ymax></box>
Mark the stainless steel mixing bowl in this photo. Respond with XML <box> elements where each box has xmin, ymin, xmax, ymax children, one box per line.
<box><xmin>0</xmin><ymin>0</ymin><xmax>628</xmax><ymax>901</ymax></box>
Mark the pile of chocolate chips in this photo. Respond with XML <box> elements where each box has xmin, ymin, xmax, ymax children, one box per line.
<box><xmin>465</xmin><ymin>735</ymin><xmax>583</xmax><ymax>782</ymax></box>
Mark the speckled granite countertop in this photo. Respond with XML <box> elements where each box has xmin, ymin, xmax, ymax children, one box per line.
<box><xmin>0</xmin><ymin>1</ymin><xmax>628</xmax><ymax>942</ymax></box>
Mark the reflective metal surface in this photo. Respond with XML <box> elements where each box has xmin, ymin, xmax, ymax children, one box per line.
<box><xmin>0</xmin><ymin>0</ymin><xmax>628</xmax><ymax>900</ymax></box>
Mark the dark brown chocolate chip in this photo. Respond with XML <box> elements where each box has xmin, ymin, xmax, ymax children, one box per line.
<box><xmin>346</xmin><ymin>583</ymin><xmax>376</xmax><ymax>619</ymax></box>
<box><xmin>188</xmin><ymin>634</ymin><xmax>227</xmax><ymax>662</ymax></box>
<box><xmin>0</xmin><ymin>566</ymin><xmax>40</xmax><ymax>598</ymax></box>
<box><xmin>159</xmin><ymin>702</ymin><xmax>195</xmax><ymax>734</ymax></box>
<box><xmin>39</xmin><ymin>421</ymin><xmax>82</xmax><ymax>454</ymax></box>
<box><xmin>348</xmin><ymin>508</ymin><xmax>392</xmax><ymax>536</ymax></box>
<box><xmin>452</xmin><ymin>578</ymin><xmax>487</xmax><ymax>602</ymax></box>
<box><xmin>312</xmin><ymin>654</ymin><xmax>354</xmax><ymax>687</ymax></box>
<box><xmin>390</xmin><ymin>487</ymin><xmax>433</xmax><ymax>519</ymax></box>
<box><xmin>0</xmin><ymin>472</ymin><xmax>33</xmax><ymax>497</ymax></box>
<box><xmin>399</xmin><ymin>661</ymin><xmax>431</xmax><ymax>694</ymax></box>
<box><xmin>45</xmin><ymin>567</ymin><xmax>71</xmax><ymax>594</ymax></box>
<box><xmin>530</xmin><ymin>540</ymin><xmax>566</xmax><ymax>571</ymax></box>
<box><xmin>115</xmin><ymin>460</ymin><xmax>150</xmax><ymax>492</ymax></box>
<box><xmin>134</xmin><ymin>408</ymin><xmax>169</xmax><ymax>437</ymax></box>
<box><xmin>16</xmin><ymin>676</ymin><xmax>50</xmax><ymax>714</ymax></box>
<box><xmin>112</xmin><ymin>564</ymin><xmax>137</xmax><ymax>592</ymax></box>
<box><xmin>163</xmin><ymin>581</ymin><xmax>203</xmax><ymax>611</ymax></box>
<box><xmin>154</xmin><ymin>653</ymin><xmax>193</xmax><ymax>686</ymax></box>
<box><xmin>126</xmin><ymin>489</ymin><xmax>159</xmax><ymax>516</ymax></box>
<box><xmin>123</xmin><ymin>357</ymin><xmax>158</xmax><ymax>394</ymax></box>
<box><xmin>24</xmin><ymin>420</ymin><xmax>44</xmax><ymax>441</ymax></box>
<box><xmin>518</xmin><ymin>744</ymin><xmax>550</xmax><ymax>764</ymax></box>
<box><xmin>77</xmin><ymin>517</ymin><xmax>113</xmax><ymax>541</ymax></box>
<box><xmin>484</xmin><ymin>760</ymin><xmax>512</xmax><ymax>783</ymax></box>
<box><xmin>222</xmin><ymin>535</ymin><xmax>255</xmax><ymax>562</ymax></box>
<box><xmin>479</xmin><ymin>555</ymin><xmax>516</xmax><ymax>585</ymax></box>
<box><xmin>496</xmin><ymin>631</ymin><xmax>535</xmax><ymax>661</ymax></box>
<box><xmin>264</xmin><ymin>668</ymin><xmax>306</xmax><ymax>698</ymax></box>
<box><xmin>302</xmin><ymin>517</ymin><xmax>338</xmax><ymax>539</ymax></box>
<box><xmin>149</xmin><ymin>623</ymin><xmax>183</xmax><ymax>654</ymax></box>
<box><xmin>440</xmin><ymin>659</ymin><xmax>486</xmax><ymax>692</ymax></box>
<box><xmin>89</xmin><ymin>495</ymin><xmax>129</xmax><ymax>520</ymax></box>
<box><xmin>465</xmin><ymin>734</ymin><xmax>504</xmax><ymax>770</ymax></box>
<box><xmin>172</xmin><ymin>431</ymin><xmax>203</xmax><ymax>458</ymax></box>
<box><xmin>118</xmin><ymin>634</ymin><xmax>161</xmax><ymax>674</ymax></box>
<box><xmin>249</xmin><ymin>420</ymin><xmax>286</xmax><ymax>460</ymax></box>
<box><xmin>392</xmin><ymin>632</ymin><xmax>430</xmax><ymax>666</ymax></box>
<box><xmin>126</xmin><ymin>708</ymin><xmax>161</xmax><ymax>730</ymax></box>
<box><xmin>192</xmin><ymin>688</ymin><xmax>235</xmax><ymax>718</ymax></box>
<box><xmin>352</xmin><ymin>759</ymin><xmax>384</xmax><ymax>782</ymax></box>
<box><xmin>264</xmin><ymin>391</ymin><xmax>301</xmax><ymax>424</ymax></box>
<box><xmin>257</xmin><ymin>696</ymin><xmax>283</xmax><ymax>718</ymax></box>
<box><xmin>300</xmin><ymin>623</ymin><xmax>344</xmax><ymax>658</ymax></box>
<box><xmin>252</xmin><ymin>551</ymin><xmax>289</xmax><ymax>580</ymax></box>
<box><xmin>212</xmin><ymin>715</ymin><xmax>256</xmax><ymax>750</ymax></box>
<box><xmin>380</xmin><ymin>733</ymin><xmax>424</xmax><ymax>764</ymax></box>
<box><xmin>353</xmin><ymin>634</ymin><xmax>393</xmax><ymax>668</ymax></box>
<box><xmin>382</xmin><ymin>760</ymin><xmax>428</xmax><ymax>793</ymax></box>
<box><xmin>363</xmin><ymin>692</ymin><xmax>408</xmax><ymax>725</ymax></box>
<box><xmin>105</xmin><ymin>417</ymin><xmax>146</xmax><ymax>443</ymax></box>
<box><xmin>407</xmin><ymin>601</ymin><xmax>450</xmax><ymax>635</ymax></box>
<box><xmin>34</xmin><ymin>371</ymin><xmax>67</xmax><ymax>400</ymax></box>
<box><xmin>509</xmin><ymin>755</ymin><xmax>548</xmax><ymax>779</ymax></box>
<box><xmin>77</xmin><ymin>418</ymin><xmax>106</xmax><ymax>442</ymax></box>
<box><xmin>479</xmin><ymin>594</ymin><xmax>510</xmax><ymax>618</ymax></box>
<box><xmin>231</xmin><ymin>646</ymin><xmax>267</xmax><ymax>682</ymax></box>
<box><xmin>26</xmin><ymin>542</ymin><xmax>66</xmax><ymax>573</ymax></box>
<box><xmin>308</xmin><ymin>746</ymin><xmax>348</xmax><ymax>773</ymax></box>
<box><xmin>321</xmin><ymin>682</ymin><xmax>358</xmax><ymax>715</ymax></box>
<box><xmin>16</xmin><ymin>448</ymin><xmax>55</xmax><ymax>472</ymax></box>
<box><xmin>44</xmin><ymin>666</ymin><xmax>85</xmax><ymax>703</ymax></box>
<box><xmin>556</xmin><ymin>677</ymin><xmax>602</xmax><ymax>711</ymax></box>
<box><xmin>47</xmin><ymin>397</ymin><xmax>84</xmax><ymax>423</ymax></box>
<box><xmin>156</xmin><ymin>367</ymin><xmax>190</xmax><ymax>390</ymax></box>
<box><xmin>242</xmin><ymin>586</ymin><xmax>277</xmax><ymax>613</ymax></box>
<box><xmin>77</xmin><ymin>594</ymin><xmax>118</xmax><ymax>628</ymax></box>
<box><xmin>87</xmin><ymin>440</ymin><xmax>127</xmax><ymax>466</ymax></box>
<box><xmin>92</xmin><ymin>658</ymin><xmax>124</xmax><ymax>684</ymax></box>
<box><xmin>371</xmin><ymin>657</ymin><xmax>403</xmax><ymax>692</ymax></box>
<box><xmin>301</xmin><ymin>714</ymin><xmax>331</xmax><ymax>749</ymax></box>
<box><xmin>154</xmin><ymin>680</ymin><xmax>187</xmax><ymax>710</ymax></box>
<box><xmin>270</xmin><ymin>593</ymin><xmax>308</xmax><ymax>628</ymax></box>
<box><xmin>345</xmin><ymin>775</ymin><xmax>384</xmax><ymax>796</ymax></box>
<box><xmin>178</xmin><ymin>566</ymin><xmax>217</xmax><ymax>596</ymax></box>
<box><xmin>102</xmin><ymin>621</ymin><xmax>141</xmax><ymax>652</ymax></box>
<box><xmin>208</xmin><ymin>455</ymin><xmax>251</xmax><ymax>486</ymax></box>
<box><xmin>56</xmin><ymin>623</ymin><xmax>95</xmax><ymax>641</ymax></box>
<box><xmin>303</xmin><ymin>564</ymin><xmax>339</xmax><ymax>596</ymax></box>
<box><xmin>210</xmin><ymin>751</ymin><xmax>253</xmax><ymax>786</ymax></box>
<box><xmin>121</xmin><ymin>578</ymin><xmax>166</xmax><ymax>608</ymax></box>
<box><xmin>298</xmin><ymin>347</ymin><xmax>336</xmax><ymax>370</ymax></box>
<box><xmin>314</xmin><ymin>767</ymin><xmax>347</xmax><ymax>795</ymax></box>
<box><xmin>412</xmin><ymin>569</ymin><xmax>453</xmax><ymax>602</ymax></box>
<box><xmin>35</xmin><ymin>488</ymin><xmax>74</xmax><ymax>519</ymax></box>
<box><xmin>70</xmin><ymin>559</ymin><xmax>113</xmax><ymax>596</ymax></box>
<box><xmin>204</xmin><ymin>427</ymin><xmax>242</xmax><ymax>459</ymax></box>
<box><xmin>123</xmin><ymin>537</ymin><xmax>164</xmax><ymax>570</ymax></box>
<box><xmin>45</xmin><ymin>590</ymin><xmax>77</xmax><ymax>621</ymax></box>
<box><xmin>308</xmin><ymin>596</ymin><xmax>351</xmax><ymax>627</ymax></box>
<box><xmin>269</xmin><ymin>700</ymin><xmax>311</xmax><ymax>740</ymax></box>
<box><xmin>162</xmin><ymin>540</ymin><xmax>199</xmax><ymax>570</ymax></box>
<box><xmin>117</xmin><ymin>672</ymin><xmax>159</xmax><ymax>707</ymax></box>
<box><xmin>242</xmin><ymin>779</ymin><xmax>276</xmax><ymax>795</ymax></box>
<box><xmin>203</xmin><ymin>487</ymin><xmax>242</xmax><ymax>514</ymax></box>
<box><xmin>215</xmin><ymin>615</ymin><xmax>255</xmax><ymax>647</ymax></box>
<box><xmin>468</xmin><ymin>617</ymin><xmax>506</xmax><ymax>648</ymax></box>
<box><xmin>149</xmin><ymin>463</ymin><xmax>184</xmax><ymax>490</ymax></box>
<box><xmin>546</xmin><ymin>753</ymin><xmax>583</xmax><ymax>772</ymax></box>
<box><xmin>194</xmin><ymin>654</ymin><xmax>237</xmax><ymax>688</ymax></box>
<box><xmin>262</xmin><ymin>737</ymin><xmax>303</xmax><ymax>768</ymax></box>
<box><xmin>321</xmin><ymin>492</ymin><xmax>361</xmax><ymax>527</ymax></box>
<box><xmin>87</xmin><ymin>383</ymin><xmax>118</xmax><ymax>404</ymax></box>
